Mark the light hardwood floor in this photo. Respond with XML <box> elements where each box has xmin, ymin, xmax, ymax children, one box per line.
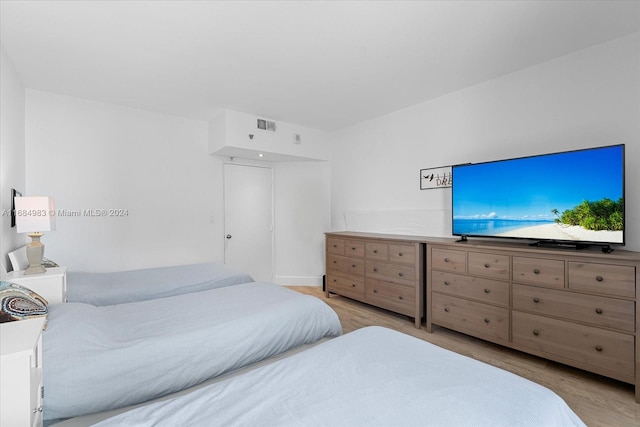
<box><xmin>287</xmin><ymin>286</ymin><xmax>639</xmax><ymax>427</ymax></box>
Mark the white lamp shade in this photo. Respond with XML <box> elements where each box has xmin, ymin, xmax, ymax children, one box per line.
<box><xmin>14</xmin><ymin>196</ymin><xmax>56</xmax><ymax>233</ymax></box>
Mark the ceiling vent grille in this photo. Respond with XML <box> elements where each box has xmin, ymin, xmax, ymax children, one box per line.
<box><xmin>257</xmin><ymin>118</ymin><xmax>277</xmax><ymax>132</ymax></box>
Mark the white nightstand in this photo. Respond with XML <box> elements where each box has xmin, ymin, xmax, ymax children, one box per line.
<box><xmin>4</xmin><ymin>267</ymin><xmax>67</xmax><ymax>305</ymax></box>
<box><xmin>0</xmin><ymin>317</ymin><xmax>46</xmax><ymax>427</ymax></box>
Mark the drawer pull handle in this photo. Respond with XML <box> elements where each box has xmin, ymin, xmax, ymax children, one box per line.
<box><xmin>398</xmin><ymin>273</ymin><xmax>404</xmax><ymax>277</ymax></box>
<box><xmin>333</xmin><ymin>244</ymin><xmax>337</xmax><ymax>248</ymax></box>
<box><xmin>443</xmin><ymin>281</ymin><xmax>450</xmax><ymax>286</ymax></box>
<box><xmin>373</xmin><ymin>289</ymin><xmax>378</xmax><ymax>293</ymax></box>
<box><xmin>444</xmin><ymin>307</ymin><xmax>449</xmax><ymax>312</ymax></box>
<box><xmin>533</xmin><ymin>269</ymin><xmax>540</xmax><ymax>275</ymax></box>
<box><xmin>333</xmin><ymin>279</ymin><xmax>337</xmax><ymax>282</ymax></box>
<box><xmin>595</xmin><ymin>308</ymin><xmax>603</xmax><ymax>314</ymax></box>
<box><xmin>373</xmin><ymin>250</ymin><xmax>378</xmax><ymax>253</ymax></box>
<box><xmin>398</xmin><ymin>296</ymin><xmax>403</xmax><ymax>300</ymax></box>
<box><xmin>484</xmin><ymin>263</ymin><xmax>490</xmax><ymax>268</ymax></box>
<box><xmin>373</xmin><ymin>268</ymin><xmax>378</xmax><ymax>272</ymax></box>
<box><xmin>351</xmin><ymin>284</ymin><xmax>356</xmax><ymax>288</ymax></box>
<box><xmin>484</xmin><ymin>318</ymin><xmax>490</xmax><ymax>323</ymax></box>
<box><xmin>351</xmin><ymin>247</ymin><xmax>356</xmax><ymax>251</ymax></box>
<box><xmin>533</xmin><ymin>297</ymin><xmax>540</xmax><ymax>303</ymax></box>
<box><xmin>595</xmin><ymin>345</ymin><xmax>603</xmax><ymax>352</ymax></box>
<box><xmin>444</xmin><ymin>258</ymin><xmax>450</xmax><ymax>262</ymax></box>
<box><xmin>352</xmin><ymin>264</ymin><xmax>356</xmax><ymax>268</ymax></box>
<box><xmin>398</xmin><ymin>253</ymin><xmax>403</xmax><ymax>256</ymax></box>
<box><xmin>484</xmin><ymin>289</ymin><xmax>490</xmax><ymax>294</ymax></box>
<box><xmin>333</xmin><ymin>261</ymin><xmax>337</xmax><ymax>264</ymax></box>
<box><xmin>533</xmin><ymin>330</ymin><xmax>540</xmax><ymax>336</ymax></box>
<box><xmin>596</xmin><ymin>276</ymin><xmax>604</xmax><ymax>282</ymax></box>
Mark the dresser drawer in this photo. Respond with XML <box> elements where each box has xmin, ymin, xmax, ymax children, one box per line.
<box><xmin>389</xmin><ymin>244</ymin><xmax>416</xmax><ymax>264</ymax></box>
<box><xmin>327</xmin><ymin>254</ymin><xmax>365</xmax><ymax>277</ymax></box>
<box><xmin>431</xmin><ymin>271</ymin><xmax>509</xmax><ymax>307</ymax></box>
<box><xmin>326</xmin><ymin>237</ymin><xmax>345</xmax><ymax>255</ymax></box>
<box><xmin>512</xmin><ymin>311</ymin><xmax>634</xmax><ymax>379</ymax></box>
<box><xmin>366</xmin><ymin>260</ymin><xmax>415</xmax><ymax>286</ymax></box>
<box><xmin>344</xmin><ymin>240</ymin><xmax>366</xmax><ymax>258</ymax></box>
<box><xmin>432</xmin><ymin>293</ymin><xmax>509</xmax><ymax>342</ymax></box>
<box><xmin>366</xmin><ymin>278</ymin><xmax>415</xmax><ymax>317</ymax></box>
<box><xmin>513</xmin><ymin>284</ymin><xmax>634</xmax><ymax>332</ymax></box>
<box><xmin>468</xmin><ymin>252</ymin><xmax>510</xmax><ymax>280</ymax></box>
<box><xmin>513</xmin><ymin>256</ymin><xmax>565</xmax><ymax>288</ymax></box>
<box><xmin>365</xmin><ymin>242</ymin><xmax>388</xmax><ymax>260</ymax></box>
<box><xmin>431</xmin><ymin>248</ymin><xmax>466</xmax><ymax>273</ymax></box>
<box><xmin>568</xmin><ymin>262</ymin><xmax>635</xmax><ymax>298</ymax></box>
<box><xmin>326</xmin><ymin>274</ymin><xmax>365</xmax><ymax>300</ymax></box>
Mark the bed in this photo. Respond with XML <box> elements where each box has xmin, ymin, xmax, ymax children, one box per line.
<box><xmin>66</xmin><ymin>262</ymin><xmax>254</xmax><ymax>305</ymax></box>
<box><xmin>42</xmin><ymin>282</ymin><xmax>342</xmax><ymax>423</ymax></box>
<box><xmin>88</xmin><ymin>326</ymin><xmax>585</xmax><ymax>427</ymax></box>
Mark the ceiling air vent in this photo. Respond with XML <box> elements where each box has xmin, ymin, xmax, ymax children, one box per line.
<box><xmin>257</xmin><ymin>118</ymin><xmax>277</xmax><ymax>132</ymax></box>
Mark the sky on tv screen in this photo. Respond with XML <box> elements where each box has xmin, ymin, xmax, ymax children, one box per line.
<box><xmin>452</xmin><ymin>145</ymin><xmax>624</xmax><ymax>225</ymax></box>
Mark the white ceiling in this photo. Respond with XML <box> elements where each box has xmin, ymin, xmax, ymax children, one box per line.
<box><xmin>1</xmin><ymin>1</ymin><xmax>639</xmax><ymax>131</ymax></box>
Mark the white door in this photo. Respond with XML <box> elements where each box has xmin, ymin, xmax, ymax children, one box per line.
<box><xmin>223</xmin><ymin>163</ymin><xmax>273</xmax><ymax>282</ymax></box>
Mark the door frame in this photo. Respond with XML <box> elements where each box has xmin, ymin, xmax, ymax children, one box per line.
<box><xmin>222</xmin><ymin>160</ymin><xmax>275</xmax><ymax>281</ymax></box>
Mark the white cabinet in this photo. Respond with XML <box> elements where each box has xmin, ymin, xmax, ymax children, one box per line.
<box><xmin>1</xmin><ymin>317</ymin><xmax>46</xmax><ymax>427</ymax></box>
<box><xmin>4</xmin><ymin>267</ymin><xmax>67</xmax><ymax>305</ymax></box>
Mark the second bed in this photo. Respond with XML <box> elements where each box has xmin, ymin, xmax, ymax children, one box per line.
<box><xmin>43</xmin><ymin>282</ymin><xmax>342</xmax><ymax>423</ymax></box>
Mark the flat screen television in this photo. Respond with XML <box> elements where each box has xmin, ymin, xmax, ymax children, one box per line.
<box><xmin>451</xmin><ymin>144</ymin><xmax>625</xmax><ymax>250</ymax></box>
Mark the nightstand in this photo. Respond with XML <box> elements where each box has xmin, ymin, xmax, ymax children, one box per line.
<box><xmin>4</xmin><ymin>267</ymin><xmax>67</xmax><ymax>305</ymax></box>
<box><xmin>0</xmin><ymin>317</ymin><xmax>46</xmax><ymax>427</ymax></box>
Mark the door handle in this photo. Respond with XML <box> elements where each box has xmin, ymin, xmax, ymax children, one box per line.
<box><xmin>226</xmin><ymin>234</ymin><xmax>232</xmax><ymax>239</ymax></box>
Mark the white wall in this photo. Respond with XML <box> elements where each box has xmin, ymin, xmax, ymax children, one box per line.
<box><xmin>0</xmin><ymin>48</ymin><xmax>26</xmax><ymax>274</ymax></box>
<box><xmin>274</xmin><ymin>161</ymin><xmax>331</xmax><ymax>285</ymax></box>
<box><xmin>24</xmin><ymin>91</ymin><xmax>331</xmax><ymax>280</ymax></box>
<box><xmin>331</xmin><ymin>33</ymin><xmax>640</xmax><ymax>251</ymax></box>
<box><xmin>25</xmin><ymin>91</ymin><xmax>223</xmax><ymax>272</ymax></box>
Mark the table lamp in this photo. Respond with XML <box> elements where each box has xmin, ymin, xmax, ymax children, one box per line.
<box><xmin>14</xmin><ymin>196</ymin><xmax>56</xmax><ymax>275</ymax></box>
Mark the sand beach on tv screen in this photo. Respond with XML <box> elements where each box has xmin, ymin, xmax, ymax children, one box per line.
<box><xmin>496</xmin><ymin>223</ymin><xmax>622</xmax><ymax>243</ymax></box>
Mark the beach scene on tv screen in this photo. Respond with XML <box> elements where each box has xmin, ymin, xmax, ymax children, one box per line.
<box><xmin>452</xmin><ymin>145</ymin><xmax>624</xmax><ymax>244</ymax></box>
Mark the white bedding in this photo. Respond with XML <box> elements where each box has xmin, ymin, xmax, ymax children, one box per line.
<box><xmin>66</xmin><ymin>262</ymin><xmax>253</xmax><ymax>305</ymax></box>
<box><xmin>94</xmin><ymin>326</ymin><xmax>585</xmax><ymax>427</ymax></box>
<box><xmin>42</xmin><ymin>282</ymin><xmax>342</xmax><ymax>422</ymax></box>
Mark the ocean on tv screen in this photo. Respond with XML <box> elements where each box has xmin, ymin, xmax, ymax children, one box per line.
<box><xmin>453</xmin><ymin>218</ymin><xmax>623</xmax><ymax>244</ymax></box>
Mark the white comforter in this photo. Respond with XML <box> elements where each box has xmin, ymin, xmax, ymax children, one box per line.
<box><xmin>94</xmin><ymin>326</ymin><xmax>586</xmax><ymax>427</ymax></box>
<box><xmin>66</xmin><ymin>262</ymin><xmax>253</xmax><ymax>305</ymax></box>
<box><xmin>43</xmin><ymin>282</ymin><xmax>342</xmax><ymax>421</ymax></box>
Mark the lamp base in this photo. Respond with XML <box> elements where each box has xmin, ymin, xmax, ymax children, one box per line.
<box><xmin>24</xmin><ymin>265</ymin><xmax>47</xmax><ymax>275</ymax></box>
<box><xmin>24</xmin><ymin>233</ymin><xmax>47</xmax><ymax>275</ymax></box>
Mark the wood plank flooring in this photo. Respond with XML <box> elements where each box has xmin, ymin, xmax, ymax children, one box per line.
<box><xmin>287</xmin><ymin>286</ymin><xmax>639</xmax><ymax>427</ymax></box>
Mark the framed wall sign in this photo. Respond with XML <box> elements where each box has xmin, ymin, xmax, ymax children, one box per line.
<box><xmin>420</xmin><ymin>166</ymin><xmax>452</xmax><ymax>190</ymax></box>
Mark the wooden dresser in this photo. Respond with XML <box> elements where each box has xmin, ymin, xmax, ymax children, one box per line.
<box><xmin>325</xmin><ymin>232</ymin><xmax>425</xmax><ymax>328</ymax></box>
<box><xmin>426</xmin><ymin>239</ymin><xmax>640</xmax><ymax>402</ymax></box>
